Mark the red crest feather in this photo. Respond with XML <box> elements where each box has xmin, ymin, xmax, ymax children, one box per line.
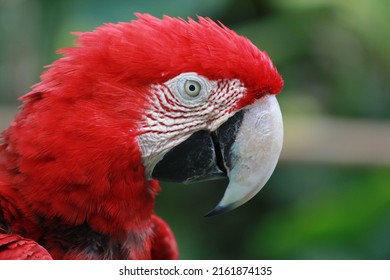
<box><xmin>25</xmin><ymin>13</ymin><xmax>282</xmax><ymax>108</ymax></box>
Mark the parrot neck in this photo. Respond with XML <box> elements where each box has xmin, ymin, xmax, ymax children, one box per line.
<box><xmin>31</xmin><ymin>165</ymin><xmax>159</xmax><ymax>239</ymax></box>
<box><xmin>1</xmin><ymin>162</ymin><xmax>159</xmax><ymax>259</ymax></box>
<box><xmin>1</xmin><ymin>126</ymin><xmax>160</xmax><ymax>258</ymax></box>
<box><xmin>0</xmin><ymin>86</ymin><xmax>160</xmax><ymax>258</ymax></box>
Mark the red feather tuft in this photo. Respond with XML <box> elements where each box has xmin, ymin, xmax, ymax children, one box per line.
<box><xmin>150</xmin><ymin>215</ymin><xmax>179</xmax><ymax>260</ymax></box>
<box><xmin>23</xmin><ymin>13</ymin><xmax>282</xmax><ymax>107</ymax></box>
<box><xmin>0</xmin><ymin>233</ymin><xmax>52</xmax><ymax>260</ymax></box>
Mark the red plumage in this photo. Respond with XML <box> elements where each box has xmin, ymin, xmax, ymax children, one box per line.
<box><xmin>0</xmin><ymin>233</ymin><xmax>52</xmax><ymax>260</ymax></box>
<box><xmin>0</xmin><ymin>14</ymin><xmax>282</xmax><ymax>259</ymax></box>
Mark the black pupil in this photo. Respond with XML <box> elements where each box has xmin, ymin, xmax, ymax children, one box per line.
<box><xmin>189</xmin><ymin>84</ymin><xmax>196</xmax><ymax>91</ymax></box>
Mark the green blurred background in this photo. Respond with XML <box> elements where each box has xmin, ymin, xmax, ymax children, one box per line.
<box><xmin>1</xmin><ymin>0</ymin><xmax>389</xmax><ymax>259</ymax></box>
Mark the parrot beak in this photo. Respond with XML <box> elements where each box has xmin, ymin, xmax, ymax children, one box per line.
<box><xmin>151</xmin><ymin>95</ymin><xmax>283</xmax><ymax>216</ymax></box>
<box><xmin>205</xmin><ymin>95</ymin><xmax>283</xmax><ymax>216</ymax></box>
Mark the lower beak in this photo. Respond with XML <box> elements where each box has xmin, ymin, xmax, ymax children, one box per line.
<box><xmin>152</xmin><ymin>95</ymin><xmax>283</xmax><ymax>216</ymax></box>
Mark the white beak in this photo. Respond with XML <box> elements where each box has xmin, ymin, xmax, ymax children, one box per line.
<box><xmin>206</xmin><ymin>95</ymin><xmax>283</xmax><ymax>216</ymax></box>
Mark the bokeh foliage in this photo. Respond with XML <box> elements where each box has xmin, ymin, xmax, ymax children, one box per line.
<box><xmin>0</xmin><ymin>0</ymin><xmax>389</xmax><ymax>259</ymax></box>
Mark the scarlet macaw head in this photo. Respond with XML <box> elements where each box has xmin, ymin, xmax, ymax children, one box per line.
<box><xmin>20</xmin><ymin>14</ymin><xmax>283</xmax><ymax>218</ymax></box>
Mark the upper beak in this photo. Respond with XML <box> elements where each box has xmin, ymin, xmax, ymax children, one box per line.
<box><xmin>152</xmin><ymin>95</ymin><xmax>283</xmax><ymax>216</ymax></box>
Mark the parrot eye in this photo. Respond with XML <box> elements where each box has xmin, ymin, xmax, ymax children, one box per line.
<box><xmin>184</xmin><ymin>80</ymin><xmax>201</xmax><ymax>97</ymax></box>
<box><xmin>168</xmin><ymin>72</ymin><xmax>210</xmax><ymax>103</ymax></box>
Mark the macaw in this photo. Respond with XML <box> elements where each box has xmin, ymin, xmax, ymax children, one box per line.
<box><xmin>0</xmin><ymin>14</ymin><xmax>283</xmax><ymax>259</ymax></box>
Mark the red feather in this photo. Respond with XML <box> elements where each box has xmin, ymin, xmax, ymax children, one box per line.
<box><xmin>0</xmin><ymin>233</ymin><xmax>52</xmax><ymax>260</ymax></box>
<box><xmin>151</xmin><ymin>215</ymin><xmax>179</xmax><ymax>260</ymax></box>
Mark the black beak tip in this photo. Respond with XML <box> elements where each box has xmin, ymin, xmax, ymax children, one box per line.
<box><xmin>204</xmin><ymin>203</ymin><xmax>235</xmax><ymax>218</ymax></box>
